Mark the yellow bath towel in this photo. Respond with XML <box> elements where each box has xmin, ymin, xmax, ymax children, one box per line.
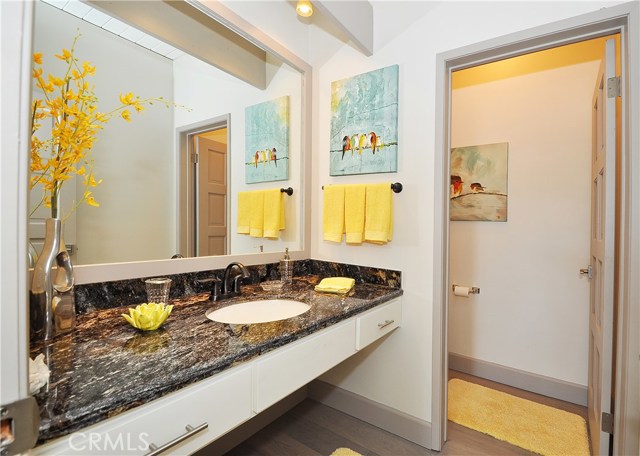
<box><xmin>263</xmin><ymin>188</ymin><xmax>285</xmax><ymax>239</ymax></box>
<box><xmin>249</xmin><ymin>190</ymin><xmax>265</xmax><ymax>237</ymax></box>
<box><xmin>323</xmin><ymin>185</ymin><xmax>345</xmax><ymax>242</ymax></box>
<box><xmin>364</xmin><ymin>183</ymin><xmax>393</xmax><ymax>244</ymax></box>
<box><xmin>237</xmin><ymin>191</ymin><xmax>251</xmax><ymax>234</ymax></box>
<box><xmin>314</xmin><ymin>277</ymin><xmax>355</xmax><ymax>294</ymax></box>
<box><xmin>344</xmin><ymin>184</ymin><xmax>366</xmax><ymax>244</ymax></box>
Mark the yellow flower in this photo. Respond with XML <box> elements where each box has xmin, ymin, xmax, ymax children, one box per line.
<box><xmin>121</xmin><ymin>109</ymin><xmax>131</xmax><ymax>121</ymax></box>
<box><xmin>119</xmin><ymin>92</ymin><xmax>135</xmax><ymax>105</ymax></box>
<box><xmin>33</xmin><ymin>53</ymin><xmax>43</xmax><ymax>64</ymax></box>
<box><xmin>55</xmin><ymin>49</ymin><xmax>72</xmax><ymax>62</ymax></box>
<box><xmin>82</xmin><ymin>61</ymin><xmax>95</xmax><ymax>76</ymax></box>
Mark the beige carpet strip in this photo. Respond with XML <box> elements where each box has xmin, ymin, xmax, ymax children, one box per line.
<box><xmin>448</xmin><ymin>378</ymin><xmax>590</xmax><ymax>456</ymax></box>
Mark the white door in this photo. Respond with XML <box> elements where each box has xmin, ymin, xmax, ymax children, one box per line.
<box><xmin>587</xmin><ymin>38</ymin><xmax>617</xmax><ymax>456</ymax></box>
<box><xmin>196</xmin><ymin>136</ymin><xmax>227</xmax><ymax>256</ymax></box>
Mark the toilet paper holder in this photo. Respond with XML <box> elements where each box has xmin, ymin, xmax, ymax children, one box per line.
<box><xmin>452</xmin><ymin>284</ymin><xmax>480</xmax><ymax>294</ymax></box>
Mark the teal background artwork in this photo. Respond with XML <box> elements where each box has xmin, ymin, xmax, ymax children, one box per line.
<box><xmin>330</xmin><ymin>65</ymin><xmax>399</xmax><ymax>176</ymax></box>
<box><xmin>450</xmin><ymin>142</ymin><xmax>509</xmax><ymax>222</ymax></box>
<box><xmin>245</xmin><ymin>96</ymin><xmax>289</xmax><ymax>183</ymax></box>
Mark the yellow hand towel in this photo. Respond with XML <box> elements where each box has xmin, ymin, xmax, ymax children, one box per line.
<box><xmin>323</xmin><ymin>185</ymin><xmax>345</xmax><ymax>242</ymax></box>
<box><xmin>364</xmin><ymin>183</ymin><xmax>393</xmax><ymax>244</ymax></box>
<box><xmin>263</xmin><ymin>188</ymin><xmax>285</xmax><ymax>239</ymax></box>
<box><xmin>345</xmin><ymin>184</ymin><xmax>366</xmax><ymax>244</ymax></box>
<box><xmin>249</xmin><ymin>190</ymin><xmax>265</xmax><ymax>237</ymax></box>
<box><xmin>314</xmin><ymin>277</ymin><xmax>355</xmax><ymax>294</ymax></box>
<box><xmin>237</xmin><ymin>191</ymin><xmax>251</xmax><ymax>234</ymax></box>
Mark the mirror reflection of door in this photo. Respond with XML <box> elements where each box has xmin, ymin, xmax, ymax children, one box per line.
<box><xmin>194</xmin><ymin>128</ymin><xmax>228</xmax><ymax>256</ymax></box>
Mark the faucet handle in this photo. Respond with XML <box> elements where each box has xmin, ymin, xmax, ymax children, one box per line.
<box><xmin>196</xmin><ymin>277</ymin><xmax>222</xmax><ymax>301</ymax></box>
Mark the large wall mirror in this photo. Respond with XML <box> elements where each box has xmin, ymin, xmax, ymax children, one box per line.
<box><xmin>28</xmin><ymin>0</ymin><xmax>311</xmax><ymax>283</ymax></box>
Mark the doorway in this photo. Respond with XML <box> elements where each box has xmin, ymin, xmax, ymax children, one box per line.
<box><xmin>446</xmin><ymin>34</ymin><xmax>616</xmax><ymax>454</ymax></box>
<box><xmin>177</xmin><ymin>115</ymin><xmax>230</xmax><ymax>258</ymax></box>
<box><xmin>432</xmin><ymin>4</ymin><xmax>639</xmax><ymax>455</ymax></box>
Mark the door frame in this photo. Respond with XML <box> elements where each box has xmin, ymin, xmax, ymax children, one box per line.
<box><xmin>177</xmin><ymin>115</ymin><xmax>230</xmax><ymax>258</ymax></box>
<box><xmin>432</xmin><ymin>2</ymin><xmax>639</xmax><ymax>454</ymax></box>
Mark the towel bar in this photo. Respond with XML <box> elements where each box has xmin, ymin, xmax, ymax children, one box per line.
<box><xmin>280</xmin><ymin>187</ymin><xmax>293</xmax><ymax>195</ymax></box>
<box><xmin>321</xmin><ymin>182</ymin><xmax>403</xmax><ymax>193</ymax></box>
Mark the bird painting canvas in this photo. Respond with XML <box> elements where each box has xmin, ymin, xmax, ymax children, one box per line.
<box><xmin>450</xmin><ymin>143</ymin><xmax>508</xmax><ymax>221</ymax></box>
<box><xmin>330</xmin><ymin>65</ymin><xmax>399</xmax><ymax>176</ymax></box>
<box><xmin>245</xmin><ymin>96</ymin><xmax>289</xmax><ymax>183</ymax></box>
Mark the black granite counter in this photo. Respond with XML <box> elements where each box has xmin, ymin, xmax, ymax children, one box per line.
<box><xmin>31</xmin><ymin>275</ymin><xmax>402</xmax><ymax>445</ymax></box>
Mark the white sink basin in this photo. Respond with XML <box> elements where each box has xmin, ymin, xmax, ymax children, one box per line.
<box><xmin>205</xmin><ymin>299</ymin><xmax>310</xmax><ymax>324</ymax></box>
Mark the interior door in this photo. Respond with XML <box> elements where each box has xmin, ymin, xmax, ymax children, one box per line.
<box><xmin>587</xmin><ymin>38</ymin><xmax>616</xmax><ymax>456</ymax></box>
<box><xmin>196</xmin><ymin>136</ymin><xmax>227</xmax><ymax>256</ymax></box>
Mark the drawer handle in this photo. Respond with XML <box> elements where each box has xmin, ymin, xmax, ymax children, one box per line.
<box><xmin>146</xmin><ymin>422</ymin><xmax>208</xmax><ymax>456</ymax></box>
<box><xmin>377</xmin><ymin>319</ymin><xmax>395</xmax><ymax>329</ymax></box>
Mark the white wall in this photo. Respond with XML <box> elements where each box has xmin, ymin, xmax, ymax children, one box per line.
<box><xmin>33</xmin><ymin>2</ymin><xmax>175</xmax><ymax>264</ymax></box>
<box><xmin>305</xmin><ymin>1</ymin><xmax>621</xmax><ymax>425</ymax></box>
<box><xmin>172</xmin><ymin>55</ymin><xmax>302</xmax><ymax>255</ymax></box>
<box><xmin>449</xmin><ymin>60</ymin><xmax>600</xmax><ymax>386</ymax></box>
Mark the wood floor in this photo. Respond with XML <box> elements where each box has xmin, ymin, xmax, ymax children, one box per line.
<box><xmin>211</xmin><ymin>371</ymin><xmax>588</xmax><ymax>456</ymax></box>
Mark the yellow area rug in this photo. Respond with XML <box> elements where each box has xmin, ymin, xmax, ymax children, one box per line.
<box><xmin>448</xmin><ymin>378</ymin><xmax>590</xmax><ymax>456</ymax></box>
<box><xmin>331</xmin><ymin>449</ymin><xmax>362</xmax><ymax>456</ymax></box>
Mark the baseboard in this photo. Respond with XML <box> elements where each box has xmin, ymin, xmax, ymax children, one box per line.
<box><xmin>448</xmin><ymin>352</ymin><xmax>588</xmax><ymax>406</ymax></box>
<box><xmin>308</xmin><ymin>380</ymin><xmax>432</xmax><ymax>449</ymax></box>
<box><xmin>193</xmin><ymin>386</ymin><xmax>308</xmax><ymax>455</ymax></box>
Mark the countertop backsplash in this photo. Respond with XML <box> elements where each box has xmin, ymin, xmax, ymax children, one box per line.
<box><xmin>74</xmin><ymin>259</ymin><xmax>402</xmax><ymax>314</ymax></box>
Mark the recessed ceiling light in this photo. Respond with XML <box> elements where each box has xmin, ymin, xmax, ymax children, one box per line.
<box><xmin>296</xmin><ymin>0</ymin><xmax>313</xmax><ymax>18</ymax></box>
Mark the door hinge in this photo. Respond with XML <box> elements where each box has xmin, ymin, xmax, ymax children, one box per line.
<box><xmin>602</xmin><ymin>411</ymin><xmax>614</xmax><ymax>434</ymax></box>
<box><xmin>0</xmin><ymin>397</ymin><xmax>40</xmax><ymax>455</ymax></box>
<box><xmin>607</xmin><ymin>76</ymin><xmax>621</xmax><ymax>98</ymax></box>
<box><xmin>192</xmin><ymin>152</ymin><xmax>199</xmax><ymax>164</ymax></box>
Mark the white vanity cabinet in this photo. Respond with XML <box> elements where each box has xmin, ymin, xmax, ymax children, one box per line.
<box><xmin>31</xmin><ymin>364</ymin><xmax>254</xmax><ymax>456</ymax></box>
<box><xmin>31</xmin><ymin>298</ymin><xmax>401</xmax><ymax>456</ymax></box>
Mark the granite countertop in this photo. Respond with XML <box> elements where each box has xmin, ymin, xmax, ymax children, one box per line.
<box><xmin>31</xmin><ymin>275</ymin><xmax>402</xmax><ymax>445</ymax></box>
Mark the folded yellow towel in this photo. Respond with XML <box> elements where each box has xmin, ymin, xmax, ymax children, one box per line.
<box><xmin>249</xmin><ymin>190</ymin><xmax>265</xmax><ymax>237</ymax></box>
<box><xmin>364</xmin><ymin>183</ymin><xmax>393</xmax><ymax>244</ymax></box>
<box><xmin>263</xmin><ymin>188</ymin><xmax>285</xmax><ymax>238</ymax></box>
<box><xmin>237</xmin><ymin>191</ymin><xmax>252</xmax><ymax>234</ymax></box>
<box><xmin>314</xmin><ymin>277</ymin><xmax>355</xmax><ymax>294</ymax></box>
<box><xmin>345</xmin><ymin>184</ymin><xmax>366</xmax><ymax>244</ymax></box>
<box><xmin>323</xmin><ymin>185</ymin><xmax>345</xmax><ymax>242</ymax></box>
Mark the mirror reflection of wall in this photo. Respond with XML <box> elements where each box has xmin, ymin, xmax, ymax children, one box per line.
<box><xmin>30</xmin><ymin>0</ymin><xmax>302</xmax><ymax>266</ymax></box>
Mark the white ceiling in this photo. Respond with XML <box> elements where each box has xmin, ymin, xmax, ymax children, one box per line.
<box><xmin>40</xmin><ymin>0</ymin><xmax>186</xmax><ymax>60</ymax></box>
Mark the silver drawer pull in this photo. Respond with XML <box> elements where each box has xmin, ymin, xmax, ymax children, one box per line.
<box><xmin>146</xmin><ymin>422</ymin><xmax>208</xmax><ymax>456</ymax></box>
<box><xmin>377</xmin><ymin>319</ymin><xmax>395</xmax><ymax>329</ymax></box>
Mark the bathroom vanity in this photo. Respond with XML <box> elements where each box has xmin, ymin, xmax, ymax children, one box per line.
<box><xmin>30</xmin><ymin>275</ymin><xmax>402</xmax><ymax>455</ymax></box>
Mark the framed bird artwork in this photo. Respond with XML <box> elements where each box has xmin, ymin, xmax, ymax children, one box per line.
<box><xmin>450</xmin><ymin>142</ymin><xmax>509</xmax><ymax>221</ymax></box>
<box><xmin>329</xmin><ymin>65</ymin><xmax>399</xmax><ymax>176</ymax></box>
<box><xmin>245</xmin><ymin>96</ymin><xmax>290</xmax><ymax>183</ymax></box>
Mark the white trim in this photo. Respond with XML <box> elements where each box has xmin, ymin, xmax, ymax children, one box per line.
<box><xmin>433</xmin><ymin>3</ymin><xmax>639</xmax><ymax>453</ymax></box>
<box><xmin>308</xmin><ymin>380</ymin><xmax>432</xmax><ymax>449</ymax></box>
<box><xmin>1</xmin><ymin>0</ymin><xmax>33</xmax><ymax>404</ymax></box>
<box><xmin>449</xmin><ymin>353</ymin><xmax>588</xmax><ymax>407</ymax></box>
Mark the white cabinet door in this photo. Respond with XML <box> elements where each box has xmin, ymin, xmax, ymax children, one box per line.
<box><xmin>32</xmin><ymin>365</ymin><xmax>253</xmax><ymax>456</ymax></box>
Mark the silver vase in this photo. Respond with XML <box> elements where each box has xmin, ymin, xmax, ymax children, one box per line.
<box><xmin>30</xmin><ymin>218</ymin><xmax>76</xmax><ymax>342</ymax></box>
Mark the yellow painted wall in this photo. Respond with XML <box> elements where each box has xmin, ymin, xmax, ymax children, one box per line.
<box><xmin>452</xmin><ymin>35</ymin><xmax>618</xmax><ymax>89</ymax></box>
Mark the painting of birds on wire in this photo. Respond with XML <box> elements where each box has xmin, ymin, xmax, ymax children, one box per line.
<box><xmin>330</xmin><ymin>65</ymin><xmax>399</xmax><ymax>176</ymax></box>
<box><xmin>450</xmin><ymin>142</ymin><xmax>508</xmax><ymax>221</ymax></box>
<box><xmin>245</xmin><ymin>96</ymin><xmax>289</xmax><ymax>183</ymax></box>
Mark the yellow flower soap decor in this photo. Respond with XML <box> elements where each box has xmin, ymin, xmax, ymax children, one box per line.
<box><xmin>122</xmin><ymin>303</ymin><xmax>174</xmax><ymax>331</ymax></box>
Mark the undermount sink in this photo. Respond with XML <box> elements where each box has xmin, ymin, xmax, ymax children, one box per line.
<box><xmin>205</xmin><ymin>299</ymin><xmax>310</xmax><ymax>324</ymax></box>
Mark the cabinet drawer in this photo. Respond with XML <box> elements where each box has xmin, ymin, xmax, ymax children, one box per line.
<box><xmin>253</xmin><ymin>320</ymin><xmax>357</xmax><ymax>413</ymax></box>
<box><xmin>34</xmin><ymin>365</ymin><xmax>253</xmax><ymax>455</ymax></box>
<box><xmin>356</xmin><ymin>298</ymin><xmax>401</xmax><ymax>350</ymax></box>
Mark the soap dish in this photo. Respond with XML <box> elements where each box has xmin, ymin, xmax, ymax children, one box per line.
<box><xmin>260</xmin><ymin>280</ymin><xmax>284</xmax><ymax>292</ymax></box>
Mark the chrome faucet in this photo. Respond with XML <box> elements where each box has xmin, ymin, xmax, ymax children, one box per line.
<box><xmin>222</xmin><ymin>262</ymin><xmax>250</xmax><ymax>297</ymax></box>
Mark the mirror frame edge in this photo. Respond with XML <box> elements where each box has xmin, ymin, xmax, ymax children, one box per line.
<box><xmin>58</xmin><ymin>0</ymin><xmax>313</xmax><ymax>284</ymax></box>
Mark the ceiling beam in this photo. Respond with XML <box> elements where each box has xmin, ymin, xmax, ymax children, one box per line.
<box><xmin>313</xmin><ymin>1</ymin><xmax>373</xmax><ymax>56</ymax></box>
